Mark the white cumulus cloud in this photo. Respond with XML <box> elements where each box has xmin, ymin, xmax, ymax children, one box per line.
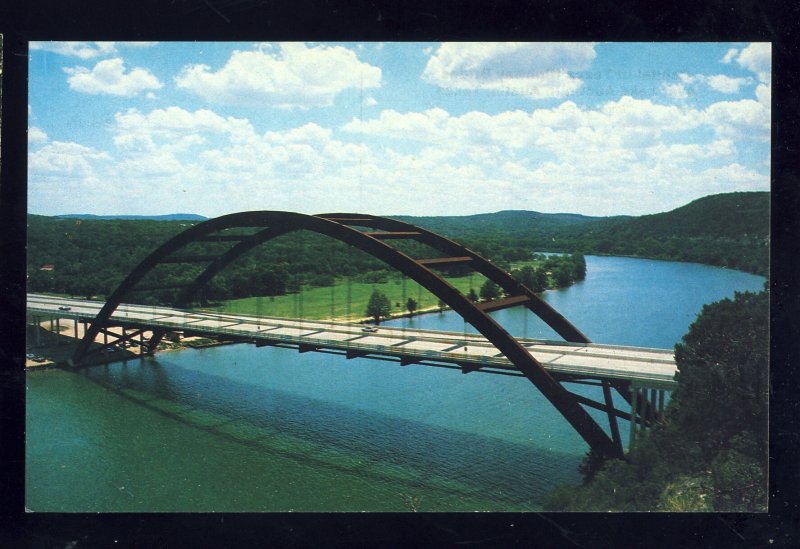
<box><xmin>91</xmin><ymin>105</ymin><xmax>381</xmax><ymax>215</ymax></box>
<box><xmin>756</xmin><ymin>83</ymin><xmax>771</xmax><ymax>106</ymax></box>
<box><xmin>28</xmin><ymin>126</ymin><xmax>49</xmax><ymax>144</ymax></box>
<box><xmin>662</xmin><ymin>82</ymin><xmax>688</xmax><ymax>100</ymax></box>
<box><xmin>721</xmin><ymin>48</ymin><xmax>739</xmax><ymax>64</ymax></box>
<box><xmin>344</xmin><ymin>97</ymin><xmax>704</xmax><ymax>154</ymax></box>
<box><xmin>336</xmin><ymin>95</ymin><xmax>767</xmax><ymax>215</ymax></box>
<box><xmin>29</xmin><ymin>141</ymin><xmax>110</xmax><ymax>177</ymax></box>
<box><xmin>736</xmin><ymin>42</ymin><xmax>771</xmax><ymax>83</ymax></box>
<box><xmin>175</xmin><ymin>42</ymin><xmax>381</xmax><ymax>109</ymax></box>
<box><xmin>664</xmin><ymin>72</ymin><xmax>753</xmax><ymax>98</ymax></box>
<box><xmin>703</xmin><ymin>99</ymin><xmax>770</xmax><ymax>140</ymax></box>
<box><xmin>645</xmin><ymin>139</ymin><xmax>735</xmax><ymax>163</ymax></box>
<box><xmin>64</xmin><ymin>58</ymin><xmax>163</xmax><ymax>96</ymax></box>
<box><xmin>706</xmin><ymin>74</ymin><xmax>752</xmax><ymax>94</ymax></box>
<box><xmin>422</xmin><ymin>42</ymin><xmax>597</xmax><ymax>99</ymax></box>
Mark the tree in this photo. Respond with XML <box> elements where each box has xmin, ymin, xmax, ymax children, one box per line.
<box><xmin>479</xmin><ymin>280</ymin><xmax>501</xmax><ymax>301</ymax></box>
<box><xmin>571</xmin><ymin>254</ymin><xmax>587</xmax><ymax>280</ymax></box>
<box><xmin>542</xmin><ymin>290</ymin><xmax>769</xmax><ymax>512</ymax></box>
<box><xmin>533</xmin><ymin>268</ymin><xmax>549</xmax><ymax>293</ymax></box>
<box><xmin>366</xmin><ymin>289</ymin><xmax>392</xmax><ymax>324</ymax></box>
<box><xmin>553</xmin><ymin>265</ymin><xmax>573</xmax><ymax>288</ymax></box>
<box><xmin>672</xmin><ymin>291</ymin><xmax>769</xmax><ymax>462</ymax></box>
<box><xmin>406</xmin><ymin>297</ymin><xmax>417</xmax><ymax>316</ymax></box>
<box><xmin>515</xmin><ymin>265</ymin><xmax>549</xmax><ymax>293</ymax></box>
<box><xmin>467</xmin><ymin>288</ymin><xmax>478</xmax><ymax>302</ymax></box>
<box><xmin>512</xmin><ymin>266</ymin><xmax>533</xmax><ymax>289</ymax></box>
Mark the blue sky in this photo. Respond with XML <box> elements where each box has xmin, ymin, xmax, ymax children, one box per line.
<box><xmin>28</xmin><ymin>41</ymin><xmax>770</xmax><ymax>217</ymax></box>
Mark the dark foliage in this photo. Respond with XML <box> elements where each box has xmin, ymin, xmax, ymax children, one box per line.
<box><xmin>543</xmin><ymin>290</ymin><xmax>769</xmax><ymax>512</ymax></box>
<box><xmin>672</xmin><ymin>291</ymin><xmax>769</xmax><ymax>463</ymax></box>
<box><xmin>479</xmin><ymin>279</ymin><xmax>501</xmax><ymax>301</ymax></box>
<box><xmin>553</xmin><ymin>192</ymin><xmax>769</xmax><ymax>275</ymax></box>
<box><xmin>27</xmin><ymin>217</ymin><xmax>589</xmax><ymax>304</ymax></box>
<box><xmin>366</xmin><ymin>289</ymin><xmax>391</xmax><ymax>324</ymax></box>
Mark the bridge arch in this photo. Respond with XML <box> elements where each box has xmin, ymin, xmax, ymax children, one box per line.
<box><xmin>74</xmin><ymin>211</ymin><xmax>622</xmax><ymax>459</ymax></box>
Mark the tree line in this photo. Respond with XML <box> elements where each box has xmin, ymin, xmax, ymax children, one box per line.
<box><xmin>27</xmin><ymin>191</ymin><xmax>767</xmax><ymax>304</ymax></box>
<box><xmin>26</xmin><ymin>215</ymin><xmax>585</xmax><ymax>305</ymax></box>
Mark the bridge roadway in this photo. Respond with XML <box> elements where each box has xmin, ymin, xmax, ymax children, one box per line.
<box><xmin>27</xmin><ymin>294</ymin><xmax>678</xmax><ymax>388</ymax></box>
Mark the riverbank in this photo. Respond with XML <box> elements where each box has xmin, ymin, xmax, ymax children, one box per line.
<box><xmin>575</xmin><ymin>251</ymin><xmax>766</xmax><ymax>277</ymax></box>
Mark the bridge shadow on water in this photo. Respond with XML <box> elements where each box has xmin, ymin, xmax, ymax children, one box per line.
<box><xmin>70</xmin><ymin>357</ymin><xmax>584</xmax><ymax>510</ymax></box>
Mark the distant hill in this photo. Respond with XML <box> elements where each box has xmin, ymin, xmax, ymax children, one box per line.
<box><xmin>400</xmin><ymin>209</ymin><xmax>606</xmax><ymax>226</ymax></box>
<box><xmin>393</xmin><ymin>192</ymin><xmax>768</xmax><ymax>276</ymax></box>
<box><xmin>557</xmin><ymin>192</ymin><xmax>769</xmax><ymax>275</ymax></box>
<box><xmin>57</xmin><ymin>213</ymin><xmax>208</xmax><ymax>221</ymax></box>
<box><xmin>395</xmin><ymin>193</ymin><xmax>767</xmax><ymax>241</ymax></box>
<box><xmin>584</xmin><ymin>191</ymin><xmax>768</xmax><ymax>238</ymax></box>
<box><xmin>394</xmin><ymin>210</ymin><xmax>616</xmax><ymax>246</ymax></box>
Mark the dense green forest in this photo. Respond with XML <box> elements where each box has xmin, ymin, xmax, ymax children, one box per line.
<box><xmin>553</xmin><ymin>192</ymin><xmax>769</xmax><ymax>275</ymax></box>
<box><xmin>26</xmin><ymin>191</ymin><xmax>768</xmax><ymax>304</ymax></box>
<box><xmin>544</xmin><ymin>290</ymin><xmax>769</xmax><ymax>512</ymax></box>
<box><xmin>26</xmin><ymin>214</ymin><xmax>585</xmax><ymax>306</ymax></box>
<box><xmin>27</xmin><ymin>216</ymin><xmax>390</xmax><ymax>303</ymax></box>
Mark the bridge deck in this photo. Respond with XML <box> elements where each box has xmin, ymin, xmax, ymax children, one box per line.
<box><xmin>27</xmin><ymin>294</ymin><xmax>677</xmax><ymax>388</ymax></box>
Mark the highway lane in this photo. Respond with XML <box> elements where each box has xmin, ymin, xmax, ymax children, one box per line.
<box><xmin>27</xmin><ymin>293</ymin><xmax>678</xmax><ymax>387</ymax></box>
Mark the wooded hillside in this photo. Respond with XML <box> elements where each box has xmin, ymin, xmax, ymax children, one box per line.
<box><xmin>26</xmin><ymin>192</ymin><xmax>769</xmax><ymax>301</ymax></box>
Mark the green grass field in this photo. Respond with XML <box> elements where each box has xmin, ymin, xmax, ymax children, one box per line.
<box><xmin>205</xmin><ymin>257</ymin><xmax>566</xmax><ymax>321</ymax></box>
<box><xmin>208</xmin><ymin>273</ymin><xmax>490</xmax><ymax>321</ymax></box>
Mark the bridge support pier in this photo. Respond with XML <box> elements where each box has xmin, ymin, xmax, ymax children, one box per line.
<box><xmin>147</xmin><ymin>330</ymin><xmax>166</xmax><ymax>355</ymax></box>
<box><xmin>628</xmin><ymin>384</ymin><xmax>670</xmax><ymax>451</ymax></box>
<box><xmin>629</xmin><ymin>385</ymin><xmax>639</xmax><ymax>448</ymax></box>
<box><xmin>602</xmin><ymin>380</ymin><xmax>623</xmax><ymax>454</ymax></box>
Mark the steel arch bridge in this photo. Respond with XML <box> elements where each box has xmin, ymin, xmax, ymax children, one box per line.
<box><xmin>72</xmin><ymin>211</ymin><xmax>653</xmax><ymax>459</ymax></box>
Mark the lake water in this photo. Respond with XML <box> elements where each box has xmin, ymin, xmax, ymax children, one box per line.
<box><xmin>26</xmin><ymin>256</ymin><xmax>765</xmax><ymax>512</ymax></box>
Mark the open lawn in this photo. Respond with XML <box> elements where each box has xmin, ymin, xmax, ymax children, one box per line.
<box><xmin>206</xmin><ymin>257</ymin><xmax>560</xmax><ymax>321</ymax></box>
<box><xmin>208</xmin><ymin>273</ymin><xmax>490</xmax><ymax>321</ymax></box>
